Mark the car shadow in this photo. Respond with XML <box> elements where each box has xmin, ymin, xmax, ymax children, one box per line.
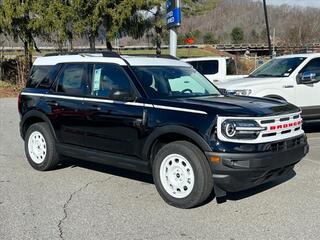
<box><xmin>201</xmin><ymin>170</ymin><xmax>296</xmax><ymax>206</ymax></box>
<box><xmin>226</xmin><ymin>170</ymin><xmax>296</xmax><ymax>201</ymax></box>
<box><xmin>58</xmin><ymin>157</ymin><xmax>297</xmax><ymax>206</ymax></box>
<box><xmin>57</xmin><ymin>157</ymin><xmax>154</xmax><ymax>184</ymax></box>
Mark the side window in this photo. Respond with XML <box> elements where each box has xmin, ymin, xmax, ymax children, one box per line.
<box><xmin>90</xmin><ymin>63</ymin><xmax>133</xmax><ymax>100</ymax></box>
<box><xmin>27</xmin><ymin>65</ymin><xmax>52</xmax><ymax>88</ymax></box>
<box><xmin>57</xmin><ymin>64</ymin><xmax>89</xmax><ymax>96</ymax></box>
<box><xmin>189</xmin><ymin>60</ymin><xmax>218</xmax><ymax>75</ymax></box>
<box><xmin>188</xmin><ymin>61</ymin><xmax>198</xmax><ymax>70</ymax></box>
<box><xmin>300</xmin><ymin>58</ymin><xmax>320</xmax><ymax>81</ymax></box>
<box><xmin>226</xmin><ymin>58</ymin><xmax>237</xmax><ymax>75</ymax></box>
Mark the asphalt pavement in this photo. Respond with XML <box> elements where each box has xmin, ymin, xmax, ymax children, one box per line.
<box><xmin>0</xmin><ymin>97</ymin><xmax>319</xmax><ymax>240</ymax></box>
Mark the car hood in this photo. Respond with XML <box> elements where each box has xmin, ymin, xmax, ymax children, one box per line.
<box><xmin>215</xmin><ymin>77</ymin><xmax>283</xmax><ymax>89</ymax></box>
<box><xmin>152</xmin><ymin>95</ymin><xmax>299</xmax><ymax>117</ymax></box>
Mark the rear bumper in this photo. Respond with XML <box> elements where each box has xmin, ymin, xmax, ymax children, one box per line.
<box><xmin>206</xmin><ymin>138</ymin><xmax>309</xmax><ymax>192</ymax></box>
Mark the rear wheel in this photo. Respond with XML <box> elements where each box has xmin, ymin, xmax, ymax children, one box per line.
<box><xmin>153</xmin><ymin>141</ymin><xmax>213</xmax><ymax>208</ymax></box>
<box><xmin>25</xmin><ymin>122</ymin><xmax>60</xmax><ymax>171</ymax></box>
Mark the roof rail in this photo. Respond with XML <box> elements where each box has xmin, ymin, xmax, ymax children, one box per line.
<box><xmin>44</xmin><ymin>51</ymin><xmax>121</xmax><ymax>58</ymax></box>
<box><xmin>122</xmin><ymin>54</ymin><xmax>179</xmax><ymax>60</ymax></box>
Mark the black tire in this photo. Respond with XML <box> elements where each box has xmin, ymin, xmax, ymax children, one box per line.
<box><xmin>24</xmin><ymin>122</ymin><xmax>60</xmax><ymax>171</ymax></box>
<box><xmin>152</xmin><ymin>141</ymin><xmax>213</xmax><ymax>209</ymax></box>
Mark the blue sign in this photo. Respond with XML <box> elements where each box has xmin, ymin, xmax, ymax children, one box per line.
<box><xmin>166</xmin><ymin>0</ymin><xmax>181</xmax><ymax>29</ymax></box>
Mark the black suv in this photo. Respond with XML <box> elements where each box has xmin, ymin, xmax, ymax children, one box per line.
<box><xmin>19</xmin><ymin>52</ymin><xmax>309</xmax><ymax>208</ymax></box>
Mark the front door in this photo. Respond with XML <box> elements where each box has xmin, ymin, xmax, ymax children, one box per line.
<box><xmin>295</xmin><ymin>58</ymin><xmax>320</xmax><ymax>119</ymax></box>
<box><xmin>83</xmin><ymin>63</ymin><xmax>145</xmax><ymax>157</ymax></box>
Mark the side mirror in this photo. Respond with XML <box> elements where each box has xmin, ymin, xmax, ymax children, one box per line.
<box><xmin>110</xmin><ymin>89</ymin><xmax>135</xmax><ymax>101</ymax></box>
<box><xmin>297</xmin><ymin>71</ymin><xmax>319</xmax><ymax>84</ymax></box>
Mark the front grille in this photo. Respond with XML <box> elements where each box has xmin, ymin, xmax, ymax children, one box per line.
<box><xmin>217</xmin><ymin>111</ymin><xmax>304</xmax><ymax>144</ymax></box>
<box><xmin>268</xmin><ymin>136</ymin><xmax>305</xmax><ymax>152</ymax></box>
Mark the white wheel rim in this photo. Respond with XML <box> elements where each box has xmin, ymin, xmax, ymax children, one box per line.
<box><xmin>159</xmin><ymin>154</ymin><xmax>195</xmax><ymax>199</ymax></box>
<box><xmin>28</xmin><ymin>131</ymin><xmax>47</xmax><ymax>164</ymax></box>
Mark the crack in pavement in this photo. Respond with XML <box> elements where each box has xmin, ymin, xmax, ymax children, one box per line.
<box><xmin>57</xmin><ymin>177</ymin><xmax>112</xmax><ymax>240</ymax></box>
<box><xmin>0</xmin><ymin>180</ymin><xmax>10</xmax><ymax>183</ymax></box>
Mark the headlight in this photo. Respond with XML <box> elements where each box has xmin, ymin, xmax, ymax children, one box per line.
<box><xmin>227</xmin><ymin>89</ymin><xmax>252</xmax><ymax>96</ymax></box>
<box><xmin>221</xmin><ymin>120</ymin><xmax>266</xmax><ymax>140</ymax></box>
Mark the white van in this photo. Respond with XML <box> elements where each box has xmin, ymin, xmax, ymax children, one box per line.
<box><xmin>182</xmin><ymin>57</ymin><xmax>247</xmax><ymax>83</ymax></box>
<box><xmin>217</xmin><ymin>53</ymin><xmax>320</xmax><ymax>121</ymax></box>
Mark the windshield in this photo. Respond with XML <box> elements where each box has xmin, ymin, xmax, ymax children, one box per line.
<box><xmin>132</xmin><ymin>66</ymin><xmax>221</xmax><ymax>99</ymax></box>
<box><xmin>250</xmin><ymin>57</ymin><xmax>306</xmax><ymax>78</ymax></box>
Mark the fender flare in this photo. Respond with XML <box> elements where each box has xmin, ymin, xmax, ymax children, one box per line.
<box><xmin>142</xmin><ymin>125</ymin><xmax>212</xmax><ymax>161</ymax></box>
<box><xmin>20</xmin><ymin>110</ymin><xmax>57</xmax><ymax>140</ymax></box>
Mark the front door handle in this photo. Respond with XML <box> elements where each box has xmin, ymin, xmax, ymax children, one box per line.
<box><xmin>283</xmin><ymin>85</ymin><xmax>294</xmax><ymax>88</ymax></box>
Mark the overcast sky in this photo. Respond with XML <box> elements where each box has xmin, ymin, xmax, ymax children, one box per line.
<box><xmin>264</xmin><ymin>0</ymin><xmax>320</xmax><ymax>8</ymax></box>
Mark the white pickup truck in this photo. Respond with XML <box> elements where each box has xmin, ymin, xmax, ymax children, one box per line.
<box><xmin>217</xmin><ymin>53</ymin><xmax>320</xmax><ymax>121</ymax></box>
<box><xmin>182</xmin><ymin>57</ymin><xmax>247</xmax><ymax>83</ymax></box>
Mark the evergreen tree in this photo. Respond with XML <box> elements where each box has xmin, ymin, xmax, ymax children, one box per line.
<box><xmin>231</xmin><ymin>27</ymin><xmax>244</xmax><ymax>44</ymax></box>
<box><xmin>0</xmin><ymin>0</ymin><xmax>49</xmax><ymax>66</ymax></box>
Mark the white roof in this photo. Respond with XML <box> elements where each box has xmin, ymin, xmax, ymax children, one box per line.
<box><xmin>33</xmin><ymin>54</ymin><xmax>190</xmax><ymax>67</ymax></box>
<box><xmin>33</xmin><ymin>54</ymin><xmax>127</xmax><ymax>66</ymax></box>
<box><xmin>277</xmin><ymin>53</ymin><xmax>320</xmax><ymax>59</ymax></box>
<box><xmin>122</xmin><ymin>55</ymin><xmax>189</xmax><ymax>67</ymax></box>
<box><xmin>182</xmin><ymin>56</ymin><xmax>229</xmax><ymax>62</ymax></box>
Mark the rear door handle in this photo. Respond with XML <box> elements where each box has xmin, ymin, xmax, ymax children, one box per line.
<box><xmin>47</xmin><ymin>100</ymin><xmax>59</xmax><ymax>106</ymax></box>
<box><xmin>90</xmin><ymin>105</ymin><xmax>101</xmax><ymax>111</ymax></box>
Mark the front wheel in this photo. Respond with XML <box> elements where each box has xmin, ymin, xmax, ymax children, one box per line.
<box><xmin>153</xmin><ymin>141</ymin><xmax>213</xmax><ymax>208</ymax></box>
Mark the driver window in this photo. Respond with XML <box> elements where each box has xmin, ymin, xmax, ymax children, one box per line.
<box><xmin>300</xmin><ymin>58</ymin><xmax>320</xmax><ymax>81</ymax></box>
<box><xmin>91</xmin><ymin>63</ymin><xmax>133</xmax><ymax>99</ymax></box>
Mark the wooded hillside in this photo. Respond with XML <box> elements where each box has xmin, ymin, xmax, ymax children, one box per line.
<box><xmin>178</xmin><ymin>0</ymin><xmax>320</xmax><ymax>45</ymax></box>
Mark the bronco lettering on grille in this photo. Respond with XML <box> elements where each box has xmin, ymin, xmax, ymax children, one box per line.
<box><xmin>269</xmin><ymin>121</ymin><xmax>302</xmax><ymax>131</ymax></box>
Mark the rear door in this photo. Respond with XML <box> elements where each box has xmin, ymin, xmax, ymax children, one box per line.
<box><xmin>82</xmin><ymin>63</ymin><xmax>145</xmax><ymax>157</ymax></box>
<box><xmin>47</xmin><ymin>63</ymin><xmax>90</xmax><ymax>146</ymax></box>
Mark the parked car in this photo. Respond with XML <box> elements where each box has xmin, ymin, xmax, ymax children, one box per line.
<box><xmin>19</xmin><ymin>52</ymin><xmax>308</xmax><ymax>208</ymax></box>
<box><xmin>182</xmin><ymin>57</ymin><xmax>247</xmax><ymax>83</ymax></box>
<box><xmin>217</xmin><ymin>53</ymin><xmax>320</xmax><ymax>121</ymax></box>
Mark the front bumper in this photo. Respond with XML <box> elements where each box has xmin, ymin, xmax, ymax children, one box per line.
<box><xmin>206</xmin><ymin>137</ymin><xmax>309</xmax><ymax>192</ymax></box>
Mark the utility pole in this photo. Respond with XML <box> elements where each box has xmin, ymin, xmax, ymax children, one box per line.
<box><xmin>263</xmin><ymin>0</ymin><xmax>272</xmax><ymax>58</ymax></box>
<box><xmin>272</xmin><ymin>28</ymin><xmax>276</xmax><ymax>57</ymax></box>
<box><xmin>170</xmin><ymin>29</ymin><xmax>178</xmax><ymax>57</ymax></box>
<box><xmin>167</xmin><ymin>0</ymin><xmax>181</xmax><ymax>57</ymax></box>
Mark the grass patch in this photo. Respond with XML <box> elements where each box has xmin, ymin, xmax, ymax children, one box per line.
<box><xmin>120</xmin><ymin>48</ymin><xmax>215</xmax><ymax>58</ymax></box>
<box><xmin>0</xmin><ymin>81</ymin><xmax>23</xmax><ymax>98</ymax></box>
<box><xmin>4</xmin><ymin>47</ymin><xmax>217</xmax><ymax>59</ymax></box>
<box><xmin>0</xmin><ymin>81</ymin><xmax>16</xmax><ymax>89</ymax></box>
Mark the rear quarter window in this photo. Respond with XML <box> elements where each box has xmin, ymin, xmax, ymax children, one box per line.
<box><xmin>27</xmin><ymin>65</ymin><xmax>53</xmax><ymax>88</ymax></box>
<box><xmin>188</xmin><ymin>60</ymin><xmax>219</xmax><ymax>75</ymax></box>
